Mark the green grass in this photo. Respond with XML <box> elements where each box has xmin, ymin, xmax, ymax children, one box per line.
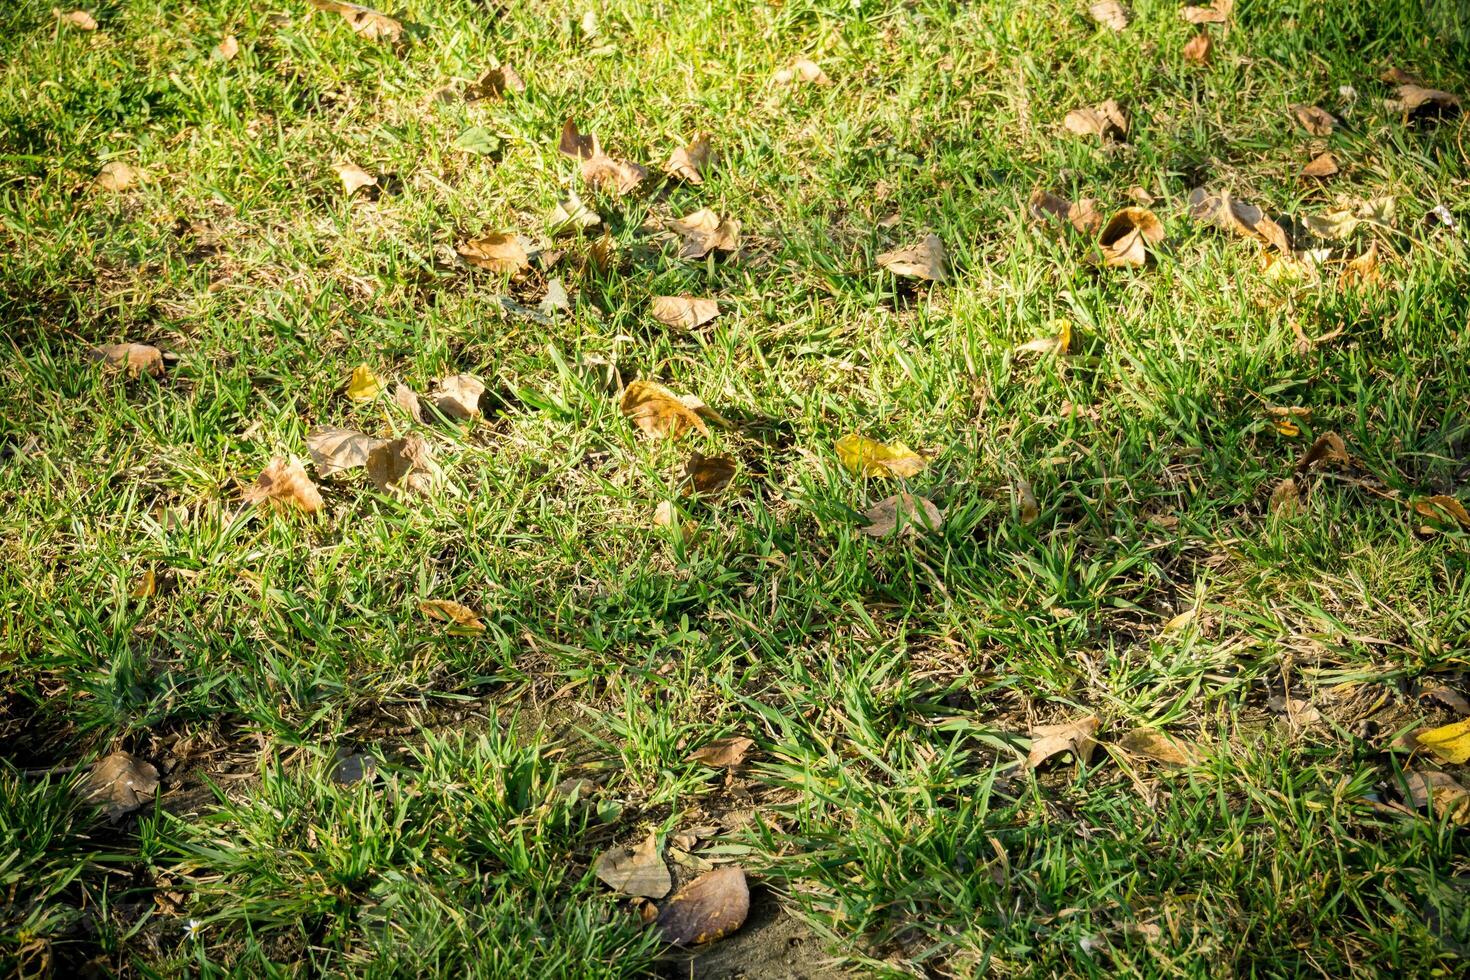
<box><xmin>3</xmin><ymin>0</ymin><xmax>1470</xmax><ymax>975</ymax></box>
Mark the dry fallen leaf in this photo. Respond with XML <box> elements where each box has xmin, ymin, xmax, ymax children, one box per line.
<box><xmin>1089</xmin><ymin>1</ymin><xmax>1129</xmax><ymax>30</ymax></box>
<box><xmin>83</xmin><ymin>751</ymin><xmax>159</xmax><ymax>821</ymax></box>
<box><xmin>876</xmin><ymin>233</ymin><xmax>948</xmax><ymax>282</ymax></box>
<box><xmin>549</xmin><ymin>190</ymin><xmax>601</xmax><ymax>234</ymax></box>
<box><xmin>57</xmin><ymin>9</ymin><xmax>98</xmax><ymax>29</ymax></box>
<box><xmin>558</xmin><ymin>120</ymin><xmax>647</xmax><ymax>197</ymax></box>
<box><xmin>652</xmin><ymin>499</ymin><xmax>679</xmax><ymax>528</ymax></box>
<box><xmin>656</xmin><ymin>867</ymin><xmax>750</xmax><ymax>946</ymax></box>
<box><xmin>1290</xmin><ymin>103</ymin><xmax>1337</xmax><ymax>136</ymax></box>
<box><xmin>334</xmin><ymin>160</ymin><xmax>377</xmax><ymax>196</ymax></box>
<box><xmin>1188</xmin><ymin>188</ymin><xmax>1290</xmax><ymax>252</ymax></box>
<box><xmin>1405</xmin><ymin>770</ymin><xmax>1470</xmax><ymax>825</ymax></box>
<box><xmin>862</xmin><ymin>493</ymin><xmax>943</xmax><ymax>538</ymax></box>
<box><xmin>664</xmin><ymin>132</ymin><xmax>711</xmax><ymax>184</ymax></box>
<box><xmin>429</xmin><ymin>374</ymin><xmax>486</xmax><ymax>420</ymax></box>
<box><xmin>1301</xmin><ymin>152</ymin><xmax>1339</xmax><ymax>178</ymax></box>
<box><xmin>1016</xmin><ymin>320</ymin><xmax>1072</xmax><ymax>356</ymax></box>
<box><xmin>621</xmin><ymin>380</ymin><xmax>708</xmax><ymax>440</ymax></box>
<box><xmin>835</xmin><ymin>433</ymin><xmax>926</xmax><ymax>478</ymax></box>
<box><xmin>307</xmin><ymin>426</ymin><xmax>383</xmax><ymax>477</ymax></box>
<box><xmin>306</xmin><ymin>0</ymin><xmax>402</xmax><ymax>41</ymax></box>
<box><xmin>131</xmin><ymin>568</ymin><xmax>157</xmax><ymax>599</ymax></box>
<box><xmin>683</xmin><ymin>453</ymin><xmax>737</xmax><ymax>495</ymax></box>
<box><xmin>1295</xmin><ymin>432</ymin><xmax>1350</xmax><ymax>473</ymax></box>
<box><xmin>244</xmin><ymin>457</ymin><xmax>324</xmax><ymax>514</ymax></box>
<box><xmin>90</xmin><ymin>342</ymin><xmax>163</xmax><ymax>377</ymax></box>
<box><xmin>1415</xmin><ymin>718</ymin><xmax>1470</xmax><ymax>764</ymax></box>
<box><xmin>347</xmin><ymin>363</ymin><xmax>384</xmax><ymax>401</ymax></box>
<box><xmin>1028</xmin><ymin>189</ymin><xmax>1103</xmax><ymax>236</ymax></box>
<box><xmin>1026</xmin><ymin>715</ymin><xmax>1100</xmax><ymax>769</ymax></box>
<box><xmin>1015</xmin><ymin>477</ymin><xmax>1040</xmax><ymax>524</ymax></box>
<box><xmin>1269</xmin><ymin>476</ymin><xmax>1300</xmax><ymax>515</ymax></box>
<box><xmin>393</xmin><ymin>383</ymin><xmax>425</xmax><ymax>423</ymax></box>
<box><xmin>1098</xmin><ymin>207</ymin><xmax>1164</xmax><ymax>268</ymax></box>
<box><xmin>1339</xmin><ymin>243</ymin><xmax>1381</xmax><ymax>288</ymax></box>
<box><xmin>651</xmin><ymin>295</ymin><xmax>720</xmax><ymax>330</ymax></box>
<box><xmin>94</xmin><ymin>161</ymin><xmax>137</xmax><ymax>193</ymax></box>
<box><xmin>1182</xmin><ymin>31</ymin><xmax>1211</xmax><ymax>64</ymax></box>
<box><xmin>688</xmin><ymin>736</ymin><xmax>754</xmax><ymax>767</ymax></box>
<box><xmin>366</xmin><ymin>433</ymin><xmax>441</xmax><ymax>496</ymax></box>
<box><xmin>419</xmin><ymin>598</ymin><xmax>485</xmax><ymax>632</ymax></box>
<box><xmin>595</xmin><ymin>831</ymin><xmax>671</xmax><ymax>899</ymax></box>
<box><xmin>1064</xmin><ymin>99</ymin><xmax>1127</xmax><ymax>140</ymax></box>
<box><xmin>458</xmin><ymin>233</ymin><xmax>530</xmax><ymax>274</ymax></box>
<box><xmin>464</xmin><ymin>64</ymin><xmax>525</xmax><ymax>101</ymax></box>
<box><xmin>1181</xmin><ymin>0</ymin><xmax>1232</xmax><ymax>23</ymax></box>
<box><xmin>774</xmin><ymin>57</ymin><xmax>829</xmax><ymax>86</ymax></box>
<box><xmin>666</xmin><ymin>208</ymin><xmax>740</xmax><ymax>259</ymax></box>
<box><xmin>214</xmin><ymin>35</ymin><xmax>239</xmax><ymax>60</ymax></box>
<box><xmin>1413</xmin><ymin>495</ymin><xmax>1470</xmax><ymax>529</ymax></box>
<box><xmin>1118</xmin><ymin>728</ymin><xmax>1200</xmax><ymax>766</ymax></box>
<box><xmin>1385</xmin><ymin>83</ymin><xmax>1461</xmax><ymax>117</ymax></box>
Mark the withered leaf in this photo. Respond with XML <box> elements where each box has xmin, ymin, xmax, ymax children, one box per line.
<box><xmin>835</xmin><ymin>433</ymin><xmax>926</xmax><ymax>478</ymax></box>
<box><xmin>1028</xmin><ymin>189</ymin><xmax>1103</xmax><ymax>236</ymax></box>
<box><xmin>83</xmin><ymin>751</ymin><xmax>159</xmax><ymax>821</ymax></box>
<box><xmin>651</xmin><ymin>295</ymin><xmax>720</xmax><ymax>330</ymax></box>
<box><xmin>458</xmin><ymin>233</ymin><xmax>530</xmax><ymax>274</ymax></box>
<box><xmin>1089</xmin><ymin>1</ymin><xmax>1130</xmax><ymax>30</ymax></box>
<box><xmin>683</xmin><ymin>453</ymin><xmax>737</xmax><ymax>495</ymax></box>
<box><xmin>57</xmin><ymin>9</ymin><xmax>98</xmax><ymax>30</ymax></box>
<box><xmin>419</xmin><ymin>598</ymin><xmax>485</xmax><ymax>632</ymax></box>
<box><xmin>1385</xmin><ymin>84</ymin><xmax>1461</xmax><ymax>117</ymax></box>
<box><xmin>594</xmin><ymin>831</ymin><xmax>671</xmax><ymax>899</ymax></box>
<box><xmin>1015</xmin><ymin>478</ymin><xmax>1040</xmax><ymax>524</ymax></box>
<box><xmin>464</xmin><ymin>64</ymin><xmax>525</xmax><ymax>101</ymax></box>
<box><xmin>306</xmin><ymin>0</ymin><xmax>402</xmax><ymax>41</ymax></box>
<box><xmin>429</xmin><ymin>374</ymin><xmax>486</xmax><ymax>420</ymax></box>
<box><xmin>621</xmin><ymin>380</ymin><xmax>708</xmax><ymax>440</ymax></box>
<box><xmin>1016</xmin><ymin>320</ymin><xmax>1072</xmax><ymax>356</ymax></box>
<box><xmin>244</xmin><ymin>457</ymin><xmax>324</xmax><ymax>514</ymax></box>
<box><xmin>656</xmin><ymin>867</ymin><xmax>750</xmax><ymax>946</ymax></box>
<box><xmin>1415</xmin><ymin>718</ymin><xmax>1470</xmax><ymax>764</ymax></box>
<box><xmin>774</xmin><ymin>58</ymin><xmax>829</xmax><ymax>86</ymax></box>
<box><xmin>334</xmin><ymin>160</ymin><xmax>377</xmax><ymax>196</ymax></box>
<box><xmin>1301</xmin><ymin>152</ymin><xmax>1339</xmax><ymax>178</ymax></box>
<box><xmin>214</xmin><ymin>35</ymin><xmax>239</xmax><ymax>60</ymax></box>
<box><xmin>366</xmin><ymin>432</ymin><xmax>441</xmax><ymax>496</ymax></box>
<box><xmin>1188</xmin><ymin>188</ymin><xmax>1290</xmax><ymax>252</ymax></box>
<box><xmin>1269</xmin><ymin>476</ymin><xmax>1300</xmax><ymax>515</ymax></box>
<box><xmin>1181</xmin><ymin>0</ymin><xmax>1232</xmax><ymax>23</ymax></box>
<box><xmin>90</xmin><ymin>342</ymin><xmax>163</xmax><ymax>377</ymax></box>
<box><xmin>94</xmin><ymin>161</ymin><xmax>138</xmax><ymax>193</ymax></box>
<box><xmin>1098</xmin><ymin>207</ymin><xmax>1164</xmax><ymax>268</ymax></box>
<box><xmin>1183</xmin><ymin>32</ymin><xmax>1211</xmax><ymax>64</ymax></box>
<box><xmin>876</xmin><ymin>233</ymin><xmax>948</xmax><ymax>282</ymax></box>
<box><xmin>1405</xmin><ymin>770</ymin><xmax>1470</xmax><ymax>825</ymax></box>
<box><xmin>666</xmin><ymin>208</ymin><xmax>740</xmax><ymax>259</ymax></box>
<box><xmin>1290</xmin><ymin>103</ymin><xmax>1337</xmax><ymax>136</ymax></box>
<box><xmin>1339</xmin><ymin>243</ymin><xmax>1381</xmax><ymax>287</ymax></box>
<box><xmin>307</xmin><ymin>426</ymin><xmax>383</xmax><ymax>477</ymax></box>
<box><xmin>1295</xmin><ymin>432</ymin><xmax>1349</xmax><ymax>473</ymax></box>
<box><xmin>559</xmin><ymin>120</ymin><xmax>646</xmax><ymax>196</ymax></box>
<box><xmin>393</xmin><ymin>383</ymin><xmax>425</xmax><ymax>423</ymax></box>
<box><xmin>1413</xmin><ymin>495</ymin><xmax>1470</xmax><ymax>529</ymax></box>
<box><xmin>688</xmin><ymin>736</ymin><xmax>754</xmax><ymax>767</ymax></box>
<box><xmin>862</xmin><ymin>493</ymin><xmax>944</xmax><ymax>538</ymax></box>
<box><xmin>1118</xmin><ymin>728</ymin><xmax>1200</xmax><ymax>766</ymax></box>
<box><xmin>347</xmin><ymin>363</ymin><xmax>384</xmax><ymax>401</ymax></box>
<box><xmin>1026</xmin><ymin>715</ymin><xmax>1100</xmax><ymax>769</ymax></box>
<box><xmin>664</xmin><ymin>132</ymin><xmax>711</xmax><ymax>184</ymax></box>
<box><xmin>1064</xmin><ymin>99</ymin><xmax>1127</xmax><ymax>140</ymax></box>
<box><xmin>549</xmin><ymin>190</ymin><xmax>601</xmax><ymax>234</ymax></box>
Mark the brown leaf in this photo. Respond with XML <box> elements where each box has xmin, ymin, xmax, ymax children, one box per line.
<box><xmin>244</xmin><ymin>456</ymin><xmax>324</xmax><ymax>514</ymax></box>
<box><xmin>130</xmin><ymin>568</ymin><xmax>157</xmax><ymax>599</ymax></box>
<box><xmin>214</xmin><ymin>35</ymin><xmax>239</xmax><ymax>60</ymax></box>
<box><xmin>1063</xmin><ymin>99</ymin><xmax>1127</xmax><ymax>140</ymax></box>
<box><xmin>1413</xmin><ymin>495</ymin><xmax>1470</xmax><ymax>528</ymax></box>
<box><xmin>594</xmin><ymin>831</ymin><xmax>671</xmax><ymax>899</ymax></box>
<box><xmin>1098</xmin><ymin>207</ymin><xmax>1164</xmax><ymax>268</ymax></box>
<box><xmin>656</xmin><ymin>867</ymin><xmax>750</xmax><ymax>946</ymax></box>
<box><xmin>83</xmin><ymin>751</ymin><xmax>159</xmax><ymax>821</ymax></box>
<box><xmin>307</xmin><ymin>426</ymin><xmax>384</xmax><ymax>477</ymax></box>
<box><xmin>1295</xmin><ymin>432</ymin><xmax>1349</xmax><ymax>473</ymax></box>
<box><xmin>334</xmin><ymin>160</ymin><xmax>377</xmax><ymax>196</ymax></box>
<box><xmin>683</xmin><ymin>453</ymin><xmax>737</xmax><ymax>495</ymax></box>
<box><xmin>94</xmin><ymin>161</ymin><xmax>138</xmax><ymax>193</ymax></box>
<box><xmin>1339</xmin><ymin>243</ymin><xmax>1381</xmax><ymax>288</ymax></box>
<box><xmin>1028</xmin><ymin>189</ymin><xmax>1102</xmax><ymax>236</ymax></box>
<box><xmin>365</xmin><ymin>432</ymin><xmax>441</xmax><ymax>496</ymax></box>
<box><xmin>549</xmin><ymin>190</ymin><xmax>601</xmax><ymax>235</ymax></box>
<box><xmin>773</xmin><ymin>58</ymin><xmax>829</xmax><ymax>86</ymax></box>
<box><xmin>1118</xmin><ymin>728</ymin><xmax>1200</xmax><ymax>766</ymax></box>
<box><xmin>458</xmin><ymin>233</ymin><xmax>530</xmax><ymax>274</ymax></box>
<box><xmin>1187</xmin><ymin>188</ymin><xmax>1290</xmax><ymax>252</ymax></box>
<box><xmin>1301</xmin><ymin>152</ymin><xmax>1339</xmax><ymax>178</ymax></box>
<box><xmin>419</xmin><ymin>598</ymin><xmax>485</xmax><ymax>632</ymax></box>
<box><xmin>876</xmin><ymin>233</ymin><xmax>949</xmax><ymax>282</ymax></box>
<box><xmin>651</xmin><ymin>295</ymin><xmax>720</xmax><ymax>330</ymax></box>
<box><xmin>1026</xmin><ymin>715</ymin><xmax>1100</xmax><ymax>769</ymax></box>
<box><xmin>57</xmin><ymin>9</ymin><xmax>98</xmax><ymax>30</ymax></box>
<box><xmin>1404</xmin><ymin>770</ymin><xmax>1470</xmax><ymax>825</ymax></box>
<box><xmin>559</xmin><ymin>121</ymin><xmax>646</xmax><ymax>196</ymax></box>
<box><xmin>90</xmin><ymin>342</ymin><xmax>163</xmax><ymax>377</ymax></box>
<box><xmin>664</xmin><ymin>132</ymin><xmax>711</xmax><ymax>184</ymax></box>
<box><xmin>1269</xmin><ymin>476</ymin><xmax>1300</xmax><ymax>515</ymax></box>
<box><xmin>666</xmin><ymin>208</ymin><xmax>740</xmax><ymax>259</ymax></box>
<box><xmin>621</xmin><ymin>380</ymin><xmax>709</xmax><ymax>440</ymax></box>
<box><xmin>1181</xmin><ymin>0</ymin><xmax>1232</xmax><ymax>23</ymax></box>
<box><xmin>558</xmin><ymin>118</ymin><xmax>600</xmax><ymax>159</ymax></box>
<box><xmin>306</xmin><ymin>0</ymin><xmax>402</xmax><ymax>41</ymax></box>
<box><xmin>465</xmin><ymin>64</ymin><xmax>525</xmax><ymax>101</ymax></box>
<box><xmin>1380</xmin><ymin>67</ymin><xmax>1422</xmax><ymax>86</ymax></box>
<box><xmin>862</xmin><ymin>493</ymin><xmax>944</xmax><ymax>538</ymax></box>
<box><xmin>393</xmin><ymin>383</ymin><xmax>425</xmax><ymax>423</ymax></box>
<box><xmin>429</xmin><ymin>374</ymin><xmax>486</xmax><ymax>420</ymax></box>
<box><xmin>1182</xmin><ymin>31</ymin><xmax>1211</xmax><ymax>64</ymax></box>
<box><xmin>1385</xmin><ymin>84</ymin><xmax>1461</xmax><ymax>116</ymax></box>
<box><xmin>1290</xmin><ymin>104</ymin><xmax>1337</xmax><ymax>136</ymax></box>
<box><xmin>688</xmin><ymin>736</ymin><xmax>754</xmax><ymax>767</ymax></box>
<box><xmin>1089</xmin><ymin>1</ymin><xmax>1130</xmax><ymax>30</ymax></box>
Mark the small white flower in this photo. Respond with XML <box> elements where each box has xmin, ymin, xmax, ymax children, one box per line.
<box><xmin>184</xmin><ymin>918</ymin><xmax>203</xmax><ymax>939</ymax></box>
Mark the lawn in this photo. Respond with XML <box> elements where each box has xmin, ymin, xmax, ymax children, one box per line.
<box><xmin>3</xmin><ymin>0</ymin><xmax>1470</xmax><ymax>975</ymax></box>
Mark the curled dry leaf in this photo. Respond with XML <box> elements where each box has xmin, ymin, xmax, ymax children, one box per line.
<box><xmin>652</xmin><ymin>499</ymin><xmax>679</xmax><ymax>528</ymax></box>
<box><xmin>1339</xmin><ymin>243</ymin><xmax>1381</xmax><ymax>288</ymax></box>
<box><xmin>1182</xmin><ymin>31</ymin><xmax>1211</xmax><ymax>64</ymax></box>
<box><xmin>90</xmin><ymin>342</ymin><xmax>163</xmax><ymax>377</ymax></box>
<box><xmin>876</xmin><ymin>233</ymin><xmax>948</xmax><ymax>282</ymax></box>
<box><xmin>306</xmin><ymin>0</ymin><xmax>402</xmax><ymax>41</ymax></box>
<box><xmin>1118</xmin><ymin>728</ymin><xmax>1200</xmax><ymax>766</ymax></box>
<box><xmin>652</xmin><ymin>295</ymin><xmax>720</xmax><ymax>330</ymax></box>
<box><xmin>621</xmin><ymin>380</ymin><xmax>708</xmax><ymax>440</ymax></box>
<box><xmin>94</xmin><ymin>161</ymin><xmax>138</xmax><ymax>192</ymax></box>
<box><xmin>683</xmin><ymin>452</ymin><xmax>737</xmax><ymax>495</ymax></box>
<box><xmin>1028</xmin><ymin>189</ymin><xmax>1103</xmax><ymax>236</ymax></box>
<box><xmin>1385</xmin><ymin>84</ymin><xmax>1461</xmax><ymax>117</ymax></box>
<box><xmin>862</xmin><ymin>493</ymin><xmax>943</xmax><ymax>538</ymax></box>
<box><xmin>366</xmin><ymin>432</ymin><xmax>441</xmax><ymax>496</ymax></box>
<box><xmin>214</xmin><ymin>35</ymin><xmax>239</xmax><ymax>60</ymax></box>
<box><xmin>83</xmin><ymin>751</ymin><xmax>159</xmax><ymax>821</ymax></box>
<box><xmin>549</xmin><ymin>190</ymin><xmax>601</xmax><ymax>234</ymax></box>
<box><xmin>1015</xmin><ymin>477</ymin><xmax>1040</xmax><ymax>524</ymax></box>
<box><xmin>307</xmin><ymin>425</ymin><xmax>383</xmax><ymax>477</ymax></box>
<box><xmin>666</xmin><ymin>208</ymin><xmax>740</xmax><ymax>259</ymax></box>
<box><xmin>419</xmin><ymin>598</ymin><xmax>485</xmax><ymax>632</ymax></box>
<box><xmin>244</xmin><ymin>456</ymin><xmax>324</xmax><ymax>514</ymax></box>
<box><xmin>656</xmin><ymin>867</ymin><xmax>750</xmax><ymax>946</ymax></box>
<box><xmin>774</xmin><ymin>58</ymin><xmax>829</xmax><ymax>86</ymax></box>
<box><xmin>1026</xmin><ymin>715</ymin><xmax>1100</xmax><ymax>769</ymax></box>
<box><xmin>429</xmin><ymin>374</ymin><xmax>486</xmax><ymax>420</ymax></box>
<box><xmin>1181</xmin><ymin>0</ymin><xmax>1232</xmax><ymax>23</ymax></box>
<box><xmin>1188</xmin><ymin>188</ymin><xmax>1290</xmax><ymax>252</ymax></box>
<box><xmin>1063</xmin><ymin>99</ymin><xmax>1127</xmax><ymax>140</ymax></box>
<box><xmin>393</xmin><ymin>383</ymin><xmax>425</xmax><ymax>423</ymax></box>
<box><xmin>595</xmin><ymin>831</ymin><xmax>672</xmax><ymax>899</ymax></box>
<box><xmin>688</xmin><ymin>736</ymin><xmax>754</xmax><ymax>767</ymax></box>
<box><xmin>1405</xmin><ymin>770</ymin><xmax>1470</xmax><ymax>825</ymax></box>
<box><xmin>334</xmin><ymin>160</ymin><xmax>377</xmax><ymax>196</ymax></box>
<box><xmin>131</xmin><ymin>568</ymin><xmax>157</xmax><ymax>599</ymax></box>
<box><xmin>1301</xmin><ymin>152</ymin><xmax>1339</xmax><ymax>178</ymax></box>
<box><xmin>1290</xmin><ymin>104</ymin><xmax>1337</xmax><ymax>136</ymax></box>
<box><xmin>1089</xmin><ymin>0</ymin><xmax>1130</xmax><ymax>30</ymax></box>
<box><xmin>664</xmin><ymin>132</ymin><xmax>711</xmax><ymax>184</ymax></box>
<box><xmin>464</xmin><ymin>64</ymin><xmax>525</xmax><ymax>101</ymax></box>
<box><xmin>1269</xmin><ymin>476</ymin><xmax>1300</xmax><ymax>515</ymax></box>
<box><xmin>57</xmin><ymin>9</ymin><xmax>98</xmax><ymax>30</ymax></box>
<box><xmin>1415</xmin><ymin>718</ymin><xmax>1470</xmax><ymax>764</ymax></box>
<box><xmin>835</xmin><ymin>433</ymin><xmax>926</xmax><ymax>478</ymax></box>
<box><xmin>1413</xmin><ymin>495</ymin><xmax>1470</xmax><ymax>529</ymax></box>
<box><xmin>558</xmin><ymin>120</ymin><xmax>647</xmax><ymax>197</ymax></box>
<box><xmin>1098</xmin><ymin>207</ymin><xmax>1164</xmax><ymax>268</ymax></box>
<box><xmin>1016</xmin><ymin>319</ymin><xmax>1072</xmax><ymax>356</ymax></box>
<box><xmin>347</xmin><ymin>363</ymin><xmax>384</xmax><ymax>401</ymax></box>
<box><xmin>458</xmin><ymin>233</ymin><xmax>530</xmax><ymax>274</ymax></box>
<box><xmin>1295</xmin><ymin>432</ymin><xmax>1349</xmax><ymax>473</ymax></box>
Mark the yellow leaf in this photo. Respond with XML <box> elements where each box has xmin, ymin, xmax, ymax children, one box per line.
<box><xmin>1275</xmin><ymin>418</ymin><xmax>1300</xmax><ymax>437</ymax></box>
<box><xmin>1415</xmin><ymin>719</ymin><xmax>1470</xmax><ymax>764</ymax></box>
<box><xmin>131</xmin><ymin>568</ymin><xmax>157</xmax><ymax>599</ymax></box>
<box><xmin>243</xmin><ymin>456</ymin><xmax>324</xmax><ymax>514</ymax></box>
<box><xmin>347</xmin><ymin>364</ymin><xmax>384</xmax><ymax>401</ymax></box>
<box><xmin>620</xmin><ymin>380</ymin><xmax>708</xmax><ymax>440</ymax></box>
<box><xmin>835</xmin><ymin>433</ymin><xmax>926</xmax><ymax>478</ymax></box>
<box><xmin>419</xmin><ymin>599</ymin><xmax>485</xmax><ymax>632</ymax></box>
